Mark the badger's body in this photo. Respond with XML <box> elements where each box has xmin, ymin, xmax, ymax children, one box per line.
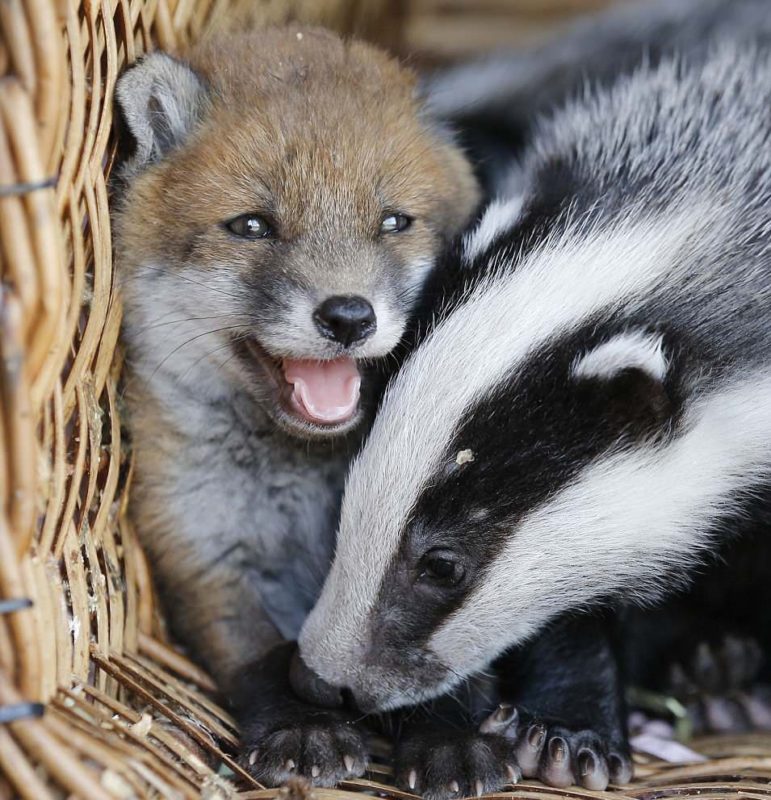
<box><xmin>427</xmin><ymin>0</ymin><xmax>771</xmax><ymax>196</ymax></box>
<box><xmin>296</xmin><ymin>43</ymin><xmax>771</xmax><ymax>797</ymax></box>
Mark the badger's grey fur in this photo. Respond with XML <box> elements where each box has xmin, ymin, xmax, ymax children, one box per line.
<box><xmin>427</xmin><ymin>0</ymin><xmax>771</xmax><ymax>196</ymax></box>
<box><xmin>297</xmin><ymin>41</ymin><xmax>771</xmax><ymax>783</ymax></box>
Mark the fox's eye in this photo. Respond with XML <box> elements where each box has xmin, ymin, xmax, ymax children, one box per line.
<box><xmin>225</xmin><ymin>213</ymin><xmax>272</xmax><ymax>239</ymax></box>
<box><xmin>380</xmin><ymin>213</ymin><xmax>412</xmax><ymax>234</ymax></box>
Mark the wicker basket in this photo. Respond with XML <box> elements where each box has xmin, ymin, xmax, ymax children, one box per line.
<box><xmin>1</xmin><ymin>0</ymin><xmax>770</xmax><ymax>797</ymax></box>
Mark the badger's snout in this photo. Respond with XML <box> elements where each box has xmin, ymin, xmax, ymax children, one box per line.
<box><xmin>290</xmin><ymin>648</ymin><xmax>390</xmax><ymax>714</ymax></box>
<box><xmin>313</xmin><ymin>294</ymin><xmax>377</xmax><ymax>347</ymax></box>
<box><xmin>289</xmin><ymin>648</ymin><xmax>345</xmax><ymax>708</ymax></box>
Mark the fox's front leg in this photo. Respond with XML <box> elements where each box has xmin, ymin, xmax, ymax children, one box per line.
<box><xmin>149</xmin><ymin>533</ymin><xmax>371</xmax><ymax>786</ymax></box>
<box><xmin>131</xmin><ymin>427</ymin><xmax>369</xmax><ymax>786</ymax></box>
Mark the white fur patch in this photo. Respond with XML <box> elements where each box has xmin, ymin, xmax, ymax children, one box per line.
<box><xmin>402</xmin><ymin>257</ymin><xmax>435</xmax><ymax>303</ymax></box>
<box><xmin>363</xmin><ymin>257</ymin><xmax>436</xmax><ymax>358</ymax></box>
<box><xmin>572</xmin><ymin>330</ymin><xmax>668</xmax><ymax>382</ymax></box>
<box><xmin>265</xmin><ymin>291</ymin><xmax>324</xmax><ymax>356</ymax></box>
<box><xmin>366</xmin><ymin>297</ymin><xmax>405</xmax><ymax>358</ymax></box>
<box><xmin>463</xmin><ymin>196</ymin><xmax>525</xmax><ymax>262</ymax></box>
<box><xmin>299</xmin><ymin>203</ymin><xmax>711</xmax><ymax>684</ymax></box>
<box><xmin>430</xmin><ymin>371</ymin><xmax>771</xmax><ymax>678</ymax></box>
<box><xmin>260</xmin><ymin>289</ymin><xmax>406</xmax><ymax>360</ymax></box>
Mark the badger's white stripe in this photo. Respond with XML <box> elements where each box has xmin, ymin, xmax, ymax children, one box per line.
<box><xmin>463</xmin><ymin>196</ymin><xmax>525</xmax><ymax>262</ymax></box>
<box><xmin>572</xmin><ymin>330</ymin><xmax>668</xmax><ymax>382</ymax></box>
<box><xmin>429</xmin><ymin>371</ymin><xmax>771</xmax><ymax>677</ymax></box>
<box><xmin>300</xmin><ymin>203</ymin><xmax>712</xmax><ymax>680</ymax></box>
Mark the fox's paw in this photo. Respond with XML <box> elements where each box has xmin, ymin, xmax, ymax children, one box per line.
<box><xmin>240</xmin><ymin>707</ymin><xmax>368</xmax><ymax>787</ymax></box>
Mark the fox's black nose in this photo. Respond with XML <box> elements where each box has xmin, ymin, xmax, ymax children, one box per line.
<box><xmin>289</xmin><ymin>648</ymin><xmax>344</xmax><ymax>708</ymax></box>
<box><xmin>313</xmin><ymin>295</ymin><xmax>376</xmax><ymax>347</ymax></box>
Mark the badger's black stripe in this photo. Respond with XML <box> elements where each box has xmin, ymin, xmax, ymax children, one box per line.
<box><xmin>366</xmin><ymin>143</ymin><xmax>680</xmax><ymax>651</ymax></box>
<box><xmin>370</xmin><ymin>315</ymin><xmax>681</xmax><ymax>649</ymax></box>
<box><xmin>404</xmin><ymin>151</ymin><xmax>583</xmax><ymax>358</ymax></box>
<box><xmin>363</xmin><ymin>36</ymin><xmax>771</xmax><ymax>671</ymax></box>
<box><xmin>369</xmin><ymin>283</ymin><xmax>771</xmax><ymax>661</ymax></box>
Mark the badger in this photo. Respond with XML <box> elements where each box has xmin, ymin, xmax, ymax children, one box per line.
<box><xmin>426</xmin><ymin>0</ymin><xmax>771</xmax><ymax>197</ymax></box>
<box><xmin>293</xmin><ymin>43</ymin><xmax>771</xmax><ymax>797</ymax></box>
<box><xmin>113</xmin><ymin>26</ymin><xmax>479</xmax><ymax>785</ymax></box>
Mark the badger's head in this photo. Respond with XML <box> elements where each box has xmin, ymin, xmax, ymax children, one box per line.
<box><xmin>114</xmin><ymin>27</ymin><xmax>478</xmax><ymax>439</ymax></box>
<box><xmin>296</xmin><ymin>169</ymin><xmax>771</xmax><ymax>710</ymax></box>
<box><xmin>295</xmin><ymin>46</ymin><xmax>771</xmax><ymax>709</ymax></box>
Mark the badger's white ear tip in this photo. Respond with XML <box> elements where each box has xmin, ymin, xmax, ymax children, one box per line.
<box><xmin>572</xmin><ymin>331</ymin><xmax>668</xmax><ymax>382</ymax></box>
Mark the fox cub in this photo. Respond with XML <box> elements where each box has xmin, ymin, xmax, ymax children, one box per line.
<box><xmin>114</xmin><ymin>25</ymin><xmax>479</xmax><ymax>784</ymax></box>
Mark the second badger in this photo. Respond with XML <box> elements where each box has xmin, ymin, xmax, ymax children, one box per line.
<box><xmin>297</xmin><ymin>43</ymin><xmax>771</xmax><ymax>796</ymax></box>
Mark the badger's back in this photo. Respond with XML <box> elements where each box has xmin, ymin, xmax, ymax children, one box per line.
<box><xmin>460</xmin><ymin>44</ymin><xmax>771</xmax><ymax>379</ymax></box>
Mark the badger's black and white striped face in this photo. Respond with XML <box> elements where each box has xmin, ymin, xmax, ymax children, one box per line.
<box><xmin>296</xmin><ymin>206</ymin><xmax>692</xmax><ymax>711</ymax></box>
<box><xmin>299</xmin><ymin>47</ymin><xmax>771</xmax><ymax>711</ymax></box>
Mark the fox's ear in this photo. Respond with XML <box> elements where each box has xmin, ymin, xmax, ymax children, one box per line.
<box><xmin>115</xmin><ymin>52</ymin><xmax>208</xmax><ymax>168</ymax></box>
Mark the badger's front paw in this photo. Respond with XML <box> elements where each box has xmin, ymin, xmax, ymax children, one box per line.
<box><xmin>240</xmin><ymin>706</ymin><xmax>368</xmax><ymax>787</ymax></box>
<box><xmin>667</xmin><ymin>635</ymin><xmax>771</xmax><ymax>732</ymax></box>
<box><xmin>480</xmin><ymin>704</ymin><xmax>633</xmax><ymax>791</ymax></box>
<box><xmin>395</xmin><ymin>725</ymin><xmax>521</xmax><ymax>800</ymax></box>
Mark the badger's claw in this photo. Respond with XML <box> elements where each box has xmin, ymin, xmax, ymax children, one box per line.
<box><xmin>669</xmin><ymin>635</ymin><xmax>763</xmax><ymax>698</ymax></box>
<box><xmin>480</xmin><ymin>705</ymin><xmax>632</xmax><ymax>791</ymax></box>
<box><xmin>239</xmin><ymin>708</ymin><xmax>368</xmax><ymax>787</ymax></box>
<box><xmin>667</xmin><ymin>635</ymin><xmax>771</xmax><ymax>734</ymax></box>
<box><xmin>395</xmin><ymin>726</ymin><xmax>520</xmax><ymax>800</ymax></box>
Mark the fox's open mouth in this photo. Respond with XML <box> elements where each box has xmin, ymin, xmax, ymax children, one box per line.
<box><xmin>235</xmin><ymin>336</ymin><xmax>363</xmax><ymax>432</ymax></box>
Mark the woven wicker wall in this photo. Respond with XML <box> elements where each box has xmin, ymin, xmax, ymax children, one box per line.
<box><xmin>2</xmin><ymin>1</ymin><xmax>771</xmax><ymax>798</ymax></box>
<box><xmin>0</xmin><ymin>3</ymin><xmax>396</xmax><ymax>796</ymax></box>
<box><xmin>399</xmin><ymin>0</ymin><xmax>614</xmax><ymax>60</ymax></box>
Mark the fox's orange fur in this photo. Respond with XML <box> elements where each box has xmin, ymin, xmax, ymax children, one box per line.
<box><xmin>114</xmin><ymin>25</ymin><xmax>479</xmax><ymax>784</ymax></box>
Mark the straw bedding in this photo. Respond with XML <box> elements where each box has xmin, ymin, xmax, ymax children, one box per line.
<box><xmin>0</xmin><ymin>0</ymin><xmax>769</xmax><ymax>797</ymax></box>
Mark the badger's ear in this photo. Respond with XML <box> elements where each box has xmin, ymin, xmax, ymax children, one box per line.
<box><xmin>115</xmin><ymin>52</ymin><xmax>208</xmax><ymax>168</ymax></box>
<box><xmin>572</xmin><ymin>331</ymin><xmax>672</xmax><ymax>425</ymax></box>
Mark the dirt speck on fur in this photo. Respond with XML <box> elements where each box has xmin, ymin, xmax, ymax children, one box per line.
<box><xmin>456</xmin><ymin>449</ymin><xmax>475</xmax><ymax>466</ymax></box>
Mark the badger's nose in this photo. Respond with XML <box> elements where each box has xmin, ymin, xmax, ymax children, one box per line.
<box><xmin>289</xmin><ymin>648</ymin><xmax>344</xmax><ymax>708</ymax></box>
<box><xmin>313</xmin><ymin>295</ymin><xmax>376</xmax><ymax>347</ymax></box>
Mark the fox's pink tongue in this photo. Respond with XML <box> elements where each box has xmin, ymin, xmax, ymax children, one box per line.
<box><xmin>283</xmin><ymin>358</ymin><xmax>361</xmax><ymax>424</ymax></box>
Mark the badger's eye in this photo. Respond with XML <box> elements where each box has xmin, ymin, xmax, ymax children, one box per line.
<box><xmin>225</xmin><ymin>213</ymin><xmax>273</xmax><ymax>239</ymax></box>
<box><xmin>418</xmin><ymin>549</ymin><xmax>465</xmax><ymax>587</ymax></box>
<box><xmin>380</xmin><ymin>213</ymin><xmax>412</xmax><ymax>234</ymax></box>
